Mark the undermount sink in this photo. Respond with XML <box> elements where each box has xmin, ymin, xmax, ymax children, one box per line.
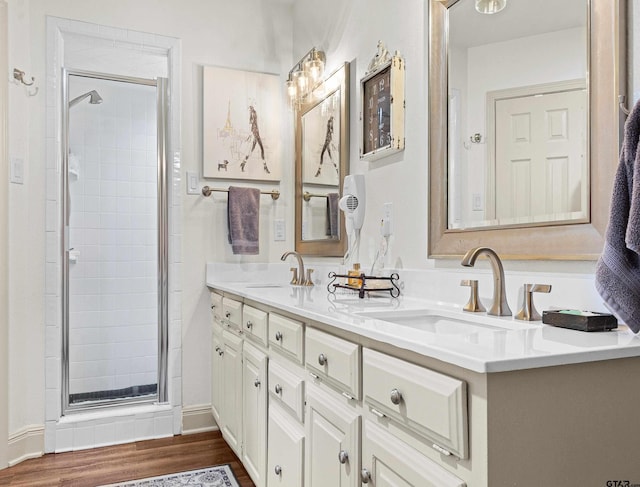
<box><xmin>244</xmin><ymin>283</ymin><xmax>286</xmax><ymax>289</ymax></box>
<box><xmin>355</xmin><ymin>308</ymin><xmax>533</xmax><ymax>334</ymax></box>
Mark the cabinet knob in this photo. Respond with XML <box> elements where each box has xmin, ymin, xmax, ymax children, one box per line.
<box><xmin>338</xmin><ymin>450</ymin><xmax>349</xmax><ymax>464</ymax></box>
<box><xmin>254</xmin><ymin>378</ymin><xmax>261</xmax><ymax>388</ymax></box>
<box><xmin>390</xmin><ymin>388</ymin><xmax>402</xmax><ymax>405</ymax></box>
<box><xmin>274</xmin><ymin>465</ymin><xmax>282</xmax><ymax>476</ymax></box>
<box><xmin>215</xmin><ymin>346</ymin><xmax>220</xmax><ymax>353</ymax></box>
<box><xmin>225</xmin><ymin>311</ymin><xmax>231</xmax><ymax>318</ymax></box>
<box><xmin>361</xmin><ymin>468</ymin><xmax>371</xmax><ymax>483</ymax></box>
<box><xmin>275</xmin><ymin>331</ymin><xmax>283</xmax><ymax>341</ymax></box>
<box><xmin>246</xmin><ymin>320</ymin><xmax>253</xmax><ymax>329</ymax></box>
<box><xmin>218</xmin><ymin>350</ymin><xmax>224</xmax><ymax>356</ymax></box>
<box><xmin>211</xmin><ymin>304</ymin><xmax>215</xmax><ymax>310</ymax></box>
<box><xmin>318</xmin><ymin>353</ymin><xmax>327</xmax><ymax>366</ymax></box>
<box><xmin>274</xmin><ymin>384</ymin><xmax>282</xmax><ymax>394</ymax></box>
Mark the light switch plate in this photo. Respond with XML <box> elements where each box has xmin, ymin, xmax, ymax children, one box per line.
<box><xmin>186</xmin><ymin>171</ymin><xmax>199</xmax><ymax>194</ymax></box>
<box><xmin>274</xmin><ymin>219</ymin><xmax>286</xmax><ymax>241</ymax></box>
<box><xmin>10</xmin><ymin>158</ymin><xmax>24</xmax><ymax>185</ymax></box>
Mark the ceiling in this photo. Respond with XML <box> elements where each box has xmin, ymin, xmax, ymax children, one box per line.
<box><xmin>448</xmin><ymin>0</ymin><xmax>588</xmax><ymax>48</ymax></box>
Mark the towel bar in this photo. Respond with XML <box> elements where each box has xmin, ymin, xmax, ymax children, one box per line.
<box><xmin>303</xmin><ymin>191</ymin><xmax>329</xmax><ymax>201</ymax></box>
<box><xmin>201</xmin><ymin>185</ymin><xmax>280</xmax><ymax>200</ymax></box>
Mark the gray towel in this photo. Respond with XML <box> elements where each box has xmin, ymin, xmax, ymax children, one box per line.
<box><xmin>595</xmin><ymin>98</ymin><xmax>640</xmax><ymax>333</ymax></box>
<box><xmin>227</xmin><ymin>186</ymin><xmax>260</xmax><ymax>255</ymax></box>
<box><xmin>326</xmin><ymin>193</ymin><xmax>339</xmax><ymax>238</ymax></box>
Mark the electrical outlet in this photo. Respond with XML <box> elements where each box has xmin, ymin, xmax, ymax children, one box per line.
<box><xmin>381</xmin><ymin>202</ymin><xmax>393</xmax><ymax>236</ymax></box>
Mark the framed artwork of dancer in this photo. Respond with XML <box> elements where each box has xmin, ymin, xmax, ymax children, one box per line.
<box><xmin>295</xmin><ymin>62</ymin><xmax>350</xmax><ymax>257</ymax></box>
<box><xmin>202</xmin><ymin>65</ymin><xmax>282</xmax><ymax>181</ymax></box>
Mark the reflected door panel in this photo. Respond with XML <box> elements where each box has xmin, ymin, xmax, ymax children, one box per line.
<box><xmin>494</xmin><ymin>88</ymin><xmax>586</xmax><ymax>223</ymax></box>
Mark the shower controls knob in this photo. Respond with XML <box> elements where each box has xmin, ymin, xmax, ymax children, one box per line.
<box><xmin>275</xmin><ymin>331</ymin><xmax>283</xmax><ymax>341</ymax></box>
<box><xmin>318</xmin><ymin>353</ymin><xmax>327</xmax><ymax>366</ymax></box>
<box><xmin>254</xmin><ymin>378</ymin><xmax>261</xmax><ymax>388</ymax></box>
<box><xmin>274</xmin><ymin>465</ymin><xmax>282</xmax><ymax>476</ymax></box>
<box><xmin>246</xmin><ymin>321</ymin><xmax>253</xmax><ymax>329</ymax></box>
<box><xmin>274</xmin><ymin>384</ymin><xmax>282</xmax><ymax>394</ymax></box>
<box><xmin>390</xmin><ymin>388</ymin><xmax>402</xmax><ymax>405</ymax></box>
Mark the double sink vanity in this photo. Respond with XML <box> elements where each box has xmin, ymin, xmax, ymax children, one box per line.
<box><xmin>207</xmin><ymin>261</ymin><xmax>640</xmax><ymax>487</ymax></box>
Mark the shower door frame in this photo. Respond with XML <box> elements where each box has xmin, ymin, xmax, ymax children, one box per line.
<box><xmin>61</xmin><ymin>68</ymin><xmax>169</xmax><ymax>413</ymax></box>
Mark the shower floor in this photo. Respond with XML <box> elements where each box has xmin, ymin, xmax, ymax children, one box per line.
<box><xmin>70</xmin><ymin>383</ymin><xmax>158</xmax><ymax>404</ymax></box>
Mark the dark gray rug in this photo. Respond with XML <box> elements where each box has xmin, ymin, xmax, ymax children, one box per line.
<box><xmin>99</xmin><ymin>465</ymin><xmax>240</xmax><ymax>487</ymax></box>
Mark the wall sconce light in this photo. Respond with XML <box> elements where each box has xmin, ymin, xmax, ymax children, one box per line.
<box><xmin>475</xmin><ymin>0</ymin><xmax>507</xmax><ymax>14</ymax></box>
<box><xmin>286</xmin><ymin>47</ymin><xmax>326</xmax><ymax>108</ymax></box>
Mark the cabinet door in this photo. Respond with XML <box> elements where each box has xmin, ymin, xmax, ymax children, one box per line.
<box><xmin>362</xmin><ymin>420</ymin><xmax>466</xmax><ymax>487</ymax></box>
<box><xmin>305</xmin><ymin>383</ymin><xmax>360</xmax><ymax>487</ymax></box>
<box><xmin>242</xmin><ymin>341</ymin><xmax>267</xmax><ymax>487</ymax></box>
<box><xmin>221</xmin><ymin>329</ymin><xmax>243</xmax><ymax>458</ymax></box>
<box><xmin>211</xmin><ymin>331</ymin><xmax>223</xmax><ymax>425</ymax></box>
<box><xmin>268</xmin><ymin>403</ymin><xmax>304</xmax><ymax>487</ymax></box>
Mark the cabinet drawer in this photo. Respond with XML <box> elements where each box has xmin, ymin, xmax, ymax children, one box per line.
<box><xmin>222</xmin><ymin>297</ymin><xmax>243</xmax><ymax>330</ymax></box>
<box><xmin>269</xmin><ymin>359</ymin><xmax>304</xmax><ymax>423</ymax></box>
<box><xmin>243</xmin><ymin>305</ymin><xmax>268</xmax><ymax>348</ymax></box>
<box><xmin>363</xmin><ymin>348</ymin><xmax>468</xmax><ymax>459</ymax></box>
<box><xmin>305</xmin><ymin>327</ymin><xmax>360</xmax><ymax>399</ymax></box>
<box><xmin>269</xmin><ymin>313</ymin><xmax>304</xmax><ymax>364</ymax></box>
<box><xmin>210</xmin><ymin>292</ymin><xmax>223</xmax><ymax>323</ymax></box>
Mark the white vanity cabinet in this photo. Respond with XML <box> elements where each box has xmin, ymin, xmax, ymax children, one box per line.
<box><xmin>242</xmin><ymin>340</ymin><xmax>268</xmax><ymax>487</ymax></box>
<box><xmin>220</xmin><ymin>328</ymin><xmax>243</xmax><ymax>458</ymax></box>
<box><xmin>305</xmin><ymin>382</ymin><xmax>360</xmax><ymax>487</ymax></box>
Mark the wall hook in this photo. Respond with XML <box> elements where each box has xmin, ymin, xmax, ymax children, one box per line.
<box><xmin>619</xmin><ymin>95</ymin><xmax>630</xmax><ymax>117</ymax></box>
<box><xmin>12</xmin><ymin>68</ymin><xmax>39</xmax><ymax>96</ymax></box>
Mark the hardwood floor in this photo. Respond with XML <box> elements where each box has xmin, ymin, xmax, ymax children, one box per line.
<box><xmin>0</xmin><ymin>431</ymin><xmax>256</xmax><ymax>487</ymax></box>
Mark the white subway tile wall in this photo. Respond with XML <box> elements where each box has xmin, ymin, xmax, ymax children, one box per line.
<box><xmin>68</xmin><ymin>76</ymin><xmax>158</xmax><ymax>396</ymax></box>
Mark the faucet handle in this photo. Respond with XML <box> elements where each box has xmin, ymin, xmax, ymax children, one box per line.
<box><xmin>515</xmin><ymin>283</ymin><xmax>551</xmax><ymax>321</ymax></box>
<box><xmin>289</xmin><ymin>267</ymin><xmax>299</xmax><ymax>285</ymax></box>
<box><xmin>461</xmin><ymin>279</ymin><xmax>486</xmax><ymax>313</ymax></box>
<box><xmin>304</xmin><ymin>268</ymin><xmax>315</xmax><ymax>287</ymax></box>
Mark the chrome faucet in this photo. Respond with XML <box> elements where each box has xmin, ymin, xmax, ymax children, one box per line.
<box><xmin>460</xmin><ymin>247</ymin><xmax>511</xmax><ymax>316</ymax></box>
<box><xmin>281</xmin><ymin>251</ymin><xmax>313</xmax><ymax>286</ymax></box>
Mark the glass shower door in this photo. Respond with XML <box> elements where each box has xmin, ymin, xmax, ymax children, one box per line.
<box><xmin>63</xmin><ymin>70</ymin><xmax>168</xmax><ymax>411</ymax></box>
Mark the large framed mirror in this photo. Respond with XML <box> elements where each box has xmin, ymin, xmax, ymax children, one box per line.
<box><xmin>295</xmin><ymin>63</ymin><xmax>349</xmax><ymax>256</ymax></box>
<box><xmin>428</xmin><ymin>0</ymin><xmax>626</xmax><ymax>259</ymax></box>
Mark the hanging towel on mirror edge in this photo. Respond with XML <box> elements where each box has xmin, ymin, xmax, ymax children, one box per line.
<box><xmin>595</xmin><ymin>98</ymin><xmax>640</xmax><ymax>333</ymax></box>
<box><xmin>227</xmin><ymin>186</ymin><xmax>260</xmax><ymax>255</ymax></box>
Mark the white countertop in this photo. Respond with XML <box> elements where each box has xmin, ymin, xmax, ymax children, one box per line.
<box><xmin>206</xmin><ymin>264</ymin><xmax>640</xmax><ymax>373</ymax></box>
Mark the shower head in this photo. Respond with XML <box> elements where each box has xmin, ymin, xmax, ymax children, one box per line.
<box><xmin>69</xmin><ymin>90</ymin><xmax>103</xmax><ymax>108</ymax></box>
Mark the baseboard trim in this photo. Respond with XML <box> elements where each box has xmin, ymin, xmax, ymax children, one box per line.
<box><xmin>181</xmin><ymin>404</ymin><xmax>218</xmax><ymax>434</ymax></box>
<box><xmin>8</xmin><ymin>425</ymin><xmax>44</xmax><ymax>466</ymax></box>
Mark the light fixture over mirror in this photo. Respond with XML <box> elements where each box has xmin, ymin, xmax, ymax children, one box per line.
<box><xmin>286</xmin><ymin>47</ymin><xmax>326</xmax><ymax>108</ymax></box>
<box><xmin>475</xmin><ymin>0</ymin><xmax>507</xmax><ymax>14</ymax></box>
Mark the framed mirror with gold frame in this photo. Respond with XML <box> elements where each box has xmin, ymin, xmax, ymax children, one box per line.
<box><xmin>428</xmin><ymin>0</ymin><xmax>626</xmax><ymax>260</ymax></box>
<box><xmin>295</xmin><ymin>62</ymin><xmax>349</xmax><ymax>256</ymax></box>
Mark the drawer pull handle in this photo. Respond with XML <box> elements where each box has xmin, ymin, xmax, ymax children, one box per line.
<box><xmin>246</xmin><ymin>320</ymin><xmax>253</xmax><ymax>329</ymax></box>
<box><xmin>338</xmin><ymin>450</ymin><xmax>349</xmax><ymax>464</ymax></box>
<box><xmin>390</xmin><ymin>388</ymin><xmax>403</xmax><ymax>405</ymax></box>
<box><xmin>361</xmin><ymin>468</ymin><xmax>371</xmax><ymax>483</ymax></box>
<box><xmin>254</xmin><ymin>378</ymin><xmax>261</xmax><ymax>388</ymax></box>
<box><xmin>225</xmin><ymin>311</ymin><xmax>231</xmax><ymax>318</ymax></box>
<box><xmin>318</xmin><ymin>353</ymin><xmax>327</xmax><ymax>366</ymax></box>
<box><xmin>274</xmin><ymin>384</ymin><xmax>282</xmax><ymax>394</ymax></box>
<box><xmin>275</xmin><ymin>331</ymin><xmax>283</xmax><ymax>341</ymax></box>
<box><xmin>274</xmin><ymin>465</ymin><xmax>282</xmax><ymax>476</ymax></box>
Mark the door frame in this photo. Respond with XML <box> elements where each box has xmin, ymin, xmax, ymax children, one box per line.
<box><xmin>485</xmin><ymin>79</ymin><xmax>587</xmax><ymax>220</ymax></box>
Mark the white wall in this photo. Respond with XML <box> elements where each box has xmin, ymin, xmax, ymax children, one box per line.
<box><xmin>7</xmin><ymin>0</ymin><xmax>293</xmax><ymax>445</ymax></box>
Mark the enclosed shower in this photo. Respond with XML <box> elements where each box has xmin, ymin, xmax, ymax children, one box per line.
<box><xmin>62</xmin><ymin>70</ymin><xmax>168</xmax><ymax>412</ymax></box>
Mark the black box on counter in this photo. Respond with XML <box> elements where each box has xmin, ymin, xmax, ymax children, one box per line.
<box><xmin>541</xmin><ymin>310</ymin><xmax>618</xmax><ymax>332</ymax></box>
